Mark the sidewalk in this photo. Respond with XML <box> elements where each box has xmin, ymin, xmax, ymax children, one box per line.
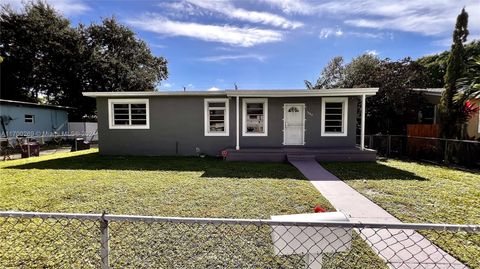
<box><xmin>289</xmin><ymin>158</ymin><xmax>466</xmax><ymax>269</ymax></box>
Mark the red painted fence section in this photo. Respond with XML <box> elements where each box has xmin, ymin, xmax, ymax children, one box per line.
<box><xmin>407</xmin><ymin>124</ymin><xmax>440</xmax><ymax>158</ymax></box>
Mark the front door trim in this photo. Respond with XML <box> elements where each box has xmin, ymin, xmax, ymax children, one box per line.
<box><xmin>283</xmin><ymin>103</ymin><xmax>306</xmax><ymax>146</ymax></box>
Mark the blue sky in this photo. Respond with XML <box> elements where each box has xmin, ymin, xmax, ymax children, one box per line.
<box><xmin>6</xmin><ymin>0</ymin><xmax>480</xmax><ymax>91</ymax></box>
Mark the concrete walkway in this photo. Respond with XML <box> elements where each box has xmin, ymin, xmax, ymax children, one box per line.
<box><xmin>289</xmin><ymin>157</ymin><xmax>466</xmax><ymax>269</ymax></box>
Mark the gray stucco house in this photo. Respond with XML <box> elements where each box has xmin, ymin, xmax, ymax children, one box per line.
<box><xmin>84</xmin><ymin>88</ymin><xmax>378</xmax><ymax>162</ymax></box>
<box><xmin>0</xmin><ymin>99</ymin><xmax>70</xmax><ymax>138</ymax></box>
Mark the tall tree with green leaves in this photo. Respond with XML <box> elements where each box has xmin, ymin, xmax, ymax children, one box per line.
<box><xmin>367</xmin><ymin>58</ymin><xmax>428</xmax><ymax>134</ymax></box>
<box><xmin>0</xmin><ymin>1</ymin><xmax>168</xmax><ymax>119</ymax></box>
<box><xmin>306</xmin><ymin>54</ymin><xmax>427</xmax><ymax>134</ymax></box>
<box><xmin>305</xmin><ymin>56</ymin><xmax>344</xmax><ymax>89</ymax></box>
<box><xmin>439</xmin><ymin>8</ymin><xmax>469</xmax><ymax>138</ymax></box>
<box><xmin>0</xmin><ymin>1</ymin><xmax>79</xmax><ymax>102</ymax></box>
<box><xmin>416</xmin><ymin>41</ymin><xmax>479</xmax><ymax>88</ymax></box>
<box><xmin>83</xmin><ymin>18</ymin><xmax>168</xmax><ymax>93</ymax></box>
<box><xmin>343</xmin><ymin>54</ymin><xmax>380</xmax><ymax>88</ymax></box>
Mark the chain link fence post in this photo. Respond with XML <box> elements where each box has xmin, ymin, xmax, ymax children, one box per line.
<box><xmin>100</xmin><ymin>211</ymin><xmax>109</xmax><ymax>269</ymax></box>
<box><xmin>443</xmin><ymin>139</ymin><xmax>449</xmax><ymax>164</ymax></box>
<box><xmin>387</xmin><ymin>135</ymin><xmax>391</xmax><ymax>157</ymax></box>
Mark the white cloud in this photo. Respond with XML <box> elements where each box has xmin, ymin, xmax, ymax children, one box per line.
<box><xmin>126</xmin><ymin>14</ymin><xmax>283</xmax><ymax>47</ymax></box>
<box><xmin>259</xmin><ymin>0</ymin><xmax>314</xmax><ymax>15</ymax></box>
<box><xmin>158</xmin><ymin>1</ymin><xmax>210</xmax><ymax>17</ymax></box>
<box><xmin>199</xmin><ymin>54</ymin><xmax>266</xmax><ymax>62</ymax></box>
<box><xmin>319</xmin><ymin>27</ymin><xmax>343</xmax><ymax>39</ymax></box>
<box><xmin>348</xmin><ymin>32</ymin><xmax>393</xmax><ymax>39</ymax></box>
<box><xmin>316</xmin><ymin>0</ymin><xmax>480</xmax><ymax>36</ymax></box>
<box><xmin>2</xmin><ymin>0</ymin><xmax>89</xmax><ymax>16</ymax></box>
<box><xmin>150</xmin><ymin>44</ymin><xmax>167</xmax><ymax>49</ymax></box>
<box><xmin>365</xmin><ymin>50</ymin><xmax>379</xmax><ymax>56</ymax></box>
<box><xmin>165</xmin><ymin>0</ymin><xmax>302</xmax><ymax>29</ymax></box>
<box><xmin>207</xmin><ymin>87</ymin><xmax>222</xmax><ymax>91</ymax></box>
<box><xmin>261</xmin><ymin>0</ymin><xmax>479</xmax><ymax>37</ymax></box>
<box><xmin>163</xmin><ymin>83</ymin><xmax>174</xmax><ymax>88</ymax></box>
<box><xmin>318</xmin><ymin>28</ymin><xmax>393</xmax><ymax>40</ymax></box>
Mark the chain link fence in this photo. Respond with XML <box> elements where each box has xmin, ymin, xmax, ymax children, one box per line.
<box><xmin>358</xmin><ymin>135</ymin><xmax>480</xmax><ymax>168</ymax></box>
<box><xmin>1</xmin><ymin>211</ymin><xmax>478</xmax><ymax>268</ymax></box>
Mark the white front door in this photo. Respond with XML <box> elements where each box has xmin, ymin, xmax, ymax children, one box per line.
<box><xmin>284</xmin><ymin>104</ymin><xmax>305</xmax><ymax>145</ymax></box>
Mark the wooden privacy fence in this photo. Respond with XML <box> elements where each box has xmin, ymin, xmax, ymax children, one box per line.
<box><xmin>407</xmin><ymin>124</ymin><xmax>439</xmax><ymax>137</ymax></box>
<box><xmin>407</xmin><ymin>124</ymin><xmax>440</xmax><ymax>158</ymax></box>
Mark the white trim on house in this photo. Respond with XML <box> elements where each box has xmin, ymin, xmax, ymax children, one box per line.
<box><xmin>228</xmin><ymin>88</ymin><xmax>378</xmax><ymax>97</ymax></box>
<box><xmin>321</xmin><ymin>97</ymin><xmax>348</xmax><ymax>137</ymax></box>
<box><xmin>242</xmin><ymin>98</ymin><xmax>268</xmax><ymax>137</ymax></box>
<box><xmin>235</xmin><ymin>96</ymin><xmax>240</xmax><ymax>150</ymax></box>
<box><xmin>108</xmin><ymin>99</ymin><xmax>150</xmax><ymax>129</ymax></box>
<box><xmin>360</xmin><ymin>94</ymin><xmax>366</xmax><ymax>150</ymax></box>
<box><xmin>204</xmin><ymin>98</ymin><xmax>230</xmax><ymax>137</ymax></box>
<box><xmin>478</xmin><ymin>111</ymin><xmax>480</xmax><ymax>134</ymax></box>
<box><xmin>83</xmin><ymin>88</ymin><xmax>379</xmax><ymax>98</ymax></box>
<box><xmin>283</xmin><ymin>103</ymin><xmax>306</xmax><ymax>146</ymax></box>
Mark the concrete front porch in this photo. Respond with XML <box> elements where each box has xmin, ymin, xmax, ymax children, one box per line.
<box><xmin>223</xmin><ymin>147</ymin><xmax>376</xmax><ymax>162</ymax></box>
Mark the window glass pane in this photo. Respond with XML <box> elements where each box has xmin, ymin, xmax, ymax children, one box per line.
<box><xmin>209</xmin><ymin>110</ymin><xmax>224</xmax><ymax>116</ymax></box>
<box><xmin>131</xmin><ymin>104</ymin><xmax>146</xmax><ymax>109</ymax></box>
<box><xmin>325</xmin><ymin>126</ymin><xmax>342</xmax><ymax>132</ymax></box>
<box><xmin>325</xmin><ymin>114</ymin><xmax>342</xmax><ymax>121</ymax></box>
<box><xmin>326</xmin><ymin>102</ymin><xmax>342</xmax><ymax>108</ymax></box>
<box><xmin>113</xmin><ymin>104</ymin><xmax>129</xmax><ymax>110</ymax></box>
<box><xmin>245</xmin><ymin>102</ymin><xmax>265</xmax><ymax>133</ymax></box>
<box><xmin>324</xmin><ymin>101</ymin><xmax>344</xmax><ymax>133</ymax></box>
<box><xmin>210</xmin><ymin>115</ymin><xmax>224</xmax><ymax>121</ymax></box>
<box><xmin>114</xmin><ymin>119</ymin><xmax>129</xmax><ymax>125</ymax></box>
<box><xmin>131</xmin><ymin>119</ymin><xmax>147</xmax><ymax>125</ymax></box>
<box><xmin>325</xmin><ymin>108</ymin><xmax>342</xmax><ymax>114</ymax></box>
<box><xmin>209</xmin><ymin>122</ymin><xmax>225</xmax><ymax>132</ymax></box>
<box><xmin>209</xmin><ymin>102</ymin><xmax>225</xmax><ymax>108</ymax></box>
<box><xmin>112</xmin><ymin>102</ymin><xmax>148</xmax><ymax>126</ymax></box>
<box><xmin>131</xmin><ymin>114</ymin><xmax>146</xmax><ymax>120</ymax></box>
<box><xmin>207</xmin><ymin>100</ymin><xmax>227</xmax><ymax>133</ymax></box>
<box><xmin>114</xmin><ymin>114</ymin><xmax>129</xmax><ymax>120</ymax></box>
<box><xmin>25</xmin><ymin>115</ymin><xmax>34</xmax><ymax>123</ymax></box>
<box><xmin>131</xmin><ymin>104</ymin><xmax>146</xmax><ymax>114</ymax></box>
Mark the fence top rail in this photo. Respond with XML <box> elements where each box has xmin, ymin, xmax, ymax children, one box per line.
<box><xmin>361</xmin><ymin>134</ymin><xmax>480</xmax><ymax>144</ymax></box>
<box><xmin>0</xmin><ymin>211</ymin><xmax>478</xmax><ymax>232</ymax></box>
<box><xmin>0</xmin><ymin>133</ymin><xmax>98</xmax><ymax>140</ymax></box>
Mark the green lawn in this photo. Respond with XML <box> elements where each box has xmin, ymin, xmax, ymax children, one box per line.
<box><xmin>323</xmin><ymin>160</ymin><xmax>480</xmax><ymax>268</ymax></box>
<box><xmin>0</xmin><ymin>148</ymin><xmax>331</xmax><ymax>218</ymax></box>
<box><xmin>0</xmin><ymin>149</ymin><xmax>385</xmax><ymax>268</ymax></box>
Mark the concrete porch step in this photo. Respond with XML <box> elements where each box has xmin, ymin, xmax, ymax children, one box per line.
<box><xmin>224</xmin><ymin>147</ymin><xmax>377</xmax><ymax>162</ymax></box>
<box><xmin>286</xmin><ymin>154</ymin><xmax>316</xmax><ymax>161</ymax></box>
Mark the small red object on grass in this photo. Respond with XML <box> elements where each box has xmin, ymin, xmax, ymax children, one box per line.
<box><xmin>314</xmin><ymin>205</ymin><xmax>326</xmax><ymax>213</ymax></box>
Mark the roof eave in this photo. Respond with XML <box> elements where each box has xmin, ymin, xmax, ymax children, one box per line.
<box><xmin>83</xmin><ymin>88</ymin><xmax>379</xmax><ymax>98</ymax></box>
<box><xmin>82</xmin><ymin>91</ymin><xmax>227</xmax><ymax>97</ymax></box>
<box><xmin>225</xmin><ymin>88</ymin><xmax>379</xmax><ymax>97</ymax></box>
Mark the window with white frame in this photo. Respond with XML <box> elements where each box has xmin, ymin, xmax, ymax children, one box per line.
<box><xmin>108</xmin><ymin>99</ymin><xmax>149</xmax><ymax>129</ymax></box>
<box><xmin>204</xmin><ymin>98</ymin><xmax>229</xmax><ymax>136</ymax></box>
<box><xmin>24</xmin><ymin>114</ymin><xmax>35</xmax><ymax>124</ymax></box>
<box><xmin>478</xmin><ymin>110</ymin><xmax>480</xmax><ymax>133</ymax></box>
<box><xmin>243</xmin><ymin>98</ymin><xmax>268</xmax><ymax>136</ymax></box>
<box><xmin>321</xmin><ymin>97</ymin><xmax>348</xmax><ymax>136</ymax></box>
